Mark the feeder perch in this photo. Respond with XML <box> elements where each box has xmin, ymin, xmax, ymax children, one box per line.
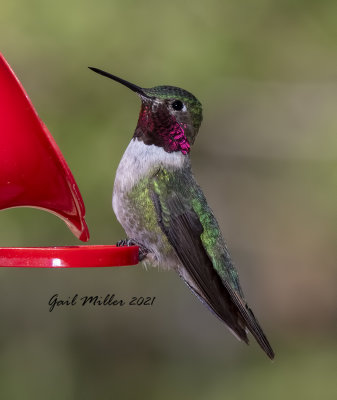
<box><xmin>0</xmin><ymin>53</ymin><xmax>138</xmax><ymax>268</ymax></box>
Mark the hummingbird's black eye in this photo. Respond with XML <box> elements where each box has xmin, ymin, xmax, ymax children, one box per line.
<box><xmin>172</xmin><ymin>100</ymin><xmax>184</xmax><ymax>111</ymax></box>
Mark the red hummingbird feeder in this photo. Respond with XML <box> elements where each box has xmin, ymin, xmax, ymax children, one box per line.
<box><xmin>0</xmin><ymin>52</ymin><xmax>138</xmax><ymax>268</ymax></box>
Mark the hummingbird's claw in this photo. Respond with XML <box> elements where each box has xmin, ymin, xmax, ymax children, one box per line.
<box><xmin>116</xmin><ymin>238</ymin><xmax>149</xmax><ymax>262</ymax></box>
<box><xmin>116</xmin><ymin>238</ymin><xmax>131</xmax><ymax>247</ymax></box>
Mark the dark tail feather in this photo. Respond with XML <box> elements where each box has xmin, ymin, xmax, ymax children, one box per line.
<box><xmin>222</xmin><ymin>280</ymin><xmax>275</xmax><ymax>360</ymax></box>
<box><xmin>245</xmin><ymin>306</ymin><xmax>275</xmax><ymax>360</ymax></box>
<box><xmin>180</xmin><ymin>270</ymin><xmax>274</xmax><ymax>359</ymax></box>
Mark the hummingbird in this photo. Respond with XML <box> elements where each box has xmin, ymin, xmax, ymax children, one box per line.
<box><xmin>89</xmin><ymin>67</ymin><xmax>275</xmax><ymax>359</ymax></box>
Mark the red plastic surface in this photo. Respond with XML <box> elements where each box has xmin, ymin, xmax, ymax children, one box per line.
<box><xmin>0</xmin><ymin>245</ymin><xmax>139</xmax><ymax>268</ymax></box>
<box><xmin>0</xmin><ymin>53</ymin><xmax>89</xmax><ymax>241</ymax></box>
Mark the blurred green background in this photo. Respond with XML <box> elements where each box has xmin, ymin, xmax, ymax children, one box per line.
<box><xmin>1</xmin><ymin>0</ymin><xmax>337</xmax><ymax>398</ymax></box>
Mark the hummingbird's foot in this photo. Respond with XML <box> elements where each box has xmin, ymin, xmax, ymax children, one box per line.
<box><xmin>116</xmin><ymin>238</ymin><xmax>149</xmax><ymax>262</ymax></box>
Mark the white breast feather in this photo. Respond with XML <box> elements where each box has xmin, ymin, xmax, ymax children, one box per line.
<box><xmin>113</xmin><ymin>139</ymin><xmax>186</xmax><ymax>195</ymax></box>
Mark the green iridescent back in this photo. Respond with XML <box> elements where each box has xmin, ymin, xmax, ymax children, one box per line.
<box><xmin>126</xmin><ymin>163</ymin><xmax>244</xmax><ymax>296</ymax></box>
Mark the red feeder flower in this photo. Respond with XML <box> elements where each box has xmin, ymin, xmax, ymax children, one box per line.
<box><xmin>0</xmin><ymin>53</ymin><xmax>138</xmax><ymax>267</ymax></box>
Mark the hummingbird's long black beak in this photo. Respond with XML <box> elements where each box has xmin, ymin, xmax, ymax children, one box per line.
<box><xmin>88</xmin><ymin>67</ymin><xmax>149</xmax><ymax>98</ymax></box>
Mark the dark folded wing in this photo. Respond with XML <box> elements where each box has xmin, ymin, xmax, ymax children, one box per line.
<box><xmin>150</xmin><ymin>171</ymin><xmax>274</xmax><ymax>359</ymax></box>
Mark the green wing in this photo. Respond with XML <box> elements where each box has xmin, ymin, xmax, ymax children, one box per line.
<box><xmin>149</xmin><ymin>167</ymin><xmax>274</xmax><ymax>359</ymax></box>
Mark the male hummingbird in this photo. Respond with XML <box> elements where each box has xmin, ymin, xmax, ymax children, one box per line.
<box><xmin>89</xmin><ymin>67</ymin><xmax>274</xmax><ymax>359</ymax></box>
